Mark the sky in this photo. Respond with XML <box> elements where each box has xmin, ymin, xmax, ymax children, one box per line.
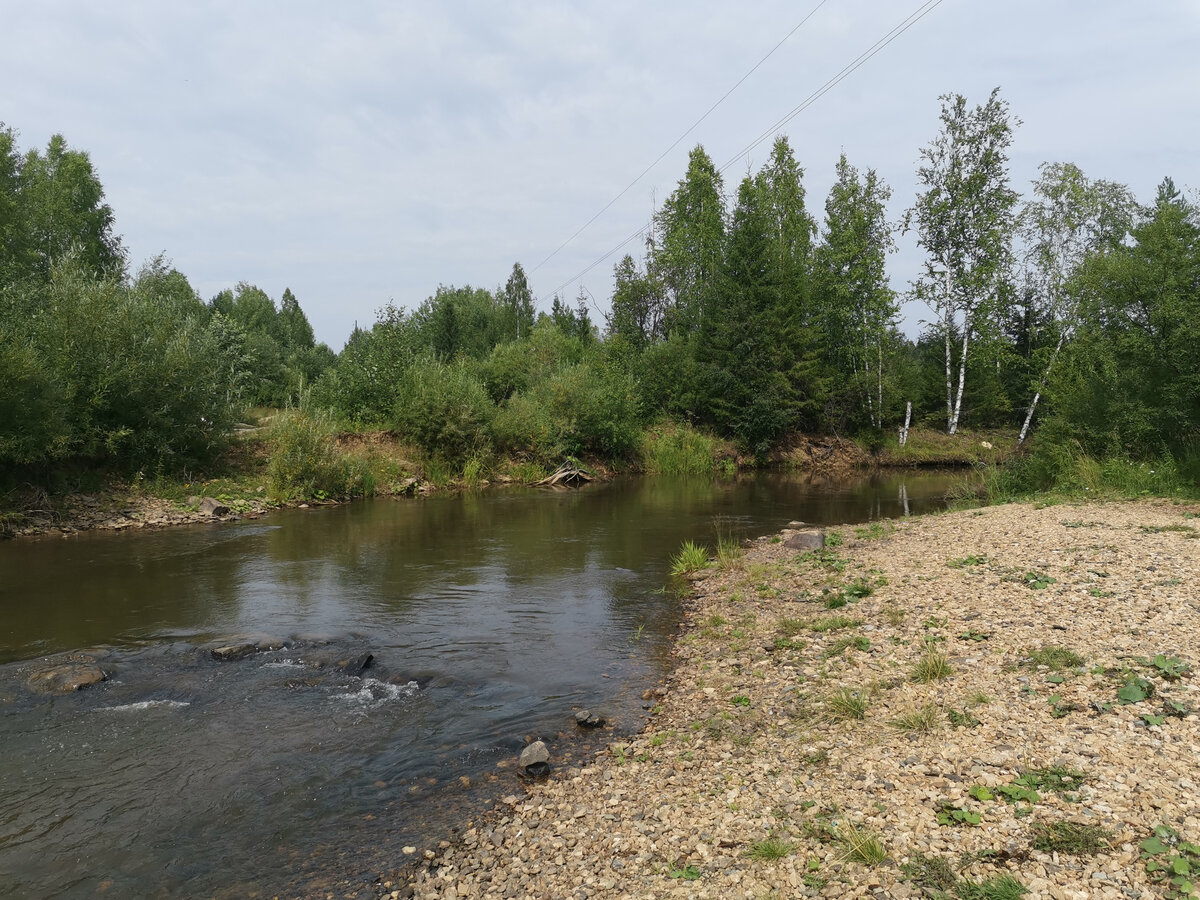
<box><xmin>4</xmin><ymin>1</ymin><xmax>1199</xmax><ymax>349</ymax></box>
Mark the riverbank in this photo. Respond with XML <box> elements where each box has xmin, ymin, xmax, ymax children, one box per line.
<box><xmin>391</xmin><ymin>499</ymin><xmax>1200</xmax><ymax>900</ymax></box>
<box><xmin>1</xmin><ymin>426</ymin><xmax>1012</xmax><ymax>539</ymax></box>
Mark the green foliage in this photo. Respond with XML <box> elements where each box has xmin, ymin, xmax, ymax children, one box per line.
<box><xmin>837</xmin><ymin>824</ymin><xmax>886</xmax><ymax>865</ymax></box>
<box><xmin>265</xmin><ymin>409</ymin><xmax>369</xmax><ymax>501</ymax></box>
<box><xmin>890</xmin><ymin>703</ymin><xmax>941</xmax><ymax>734</ymax></box>
<box><xmin>936</xmin><ymin>802</ymin><xmax>981</xmax><ymax>826</ymax></box>
<box><xmin>955</xmin><ymin>875</ymin><xmax>1029</xmax><ymax>900</ymax></box>
<box><xmin>825</xmin><ymin>687</ymin><xmax>868</xmax><ymax>721</ymax></box>
<box><xmin>912</xmin><ymin>648</ymin><xmax>953</xmax><ymax>683</ymax></box>
<box><xmin>747</xmin><ymin>837</ymin><xmax>795</xmax><ymax>861</ymax></box>
<box><xmin>1030</xmin><ymin>821</ymin><xmax>1111</xmax><ymax>855</ymax></box>
<box><xmin>640</xmin><ymin>424</ymin><xmax>718</xmax><ymax>475</ymax></box>
<box><xmin>393</xmin><ymin>353</ymin><xmax>495</xmax><ymax>463</ymax></box>
<box><xmin>1023</xmin><ymin>645</ymin><xmax>1084</xmax><ymax>671</ymax></box>
<box><xmin>670</xmin><ymin>540</ymin><xmax>709</xmax><ymax>577</ymax></box>
<box><xmin>1140</xmin><ymin>825</ymin><xmax>1200</xmax><ymax>898</ymax></box>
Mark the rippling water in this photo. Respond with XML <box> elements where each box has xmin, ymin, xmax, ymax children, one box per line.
<box><xmin>0</xmin><ymin>471</ymin><xmax>963</xmax><ymax>897</ymax></box>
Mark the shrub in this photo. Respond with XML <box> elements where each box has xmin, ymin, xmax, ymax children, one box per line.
<box><xmin>266</xmin><ymin>409</ymin><xmax>367</xmax><ymax>501</ymax></box>
<box><xmin>393</xmin><ymin>352</ymin><xmax>495</xmax><ymax>463</ymax></box>
<box><xmin>641</xmin><ymin>423</ymin><xmax>718</xmax><ymax>475</ymax></box>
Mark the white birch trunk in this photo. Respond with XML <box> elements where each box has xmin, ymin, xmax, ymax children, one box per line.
<box><xmin>943</xmin><ymin>271</ymin><xmax>954</xmax><ymax>433</ymax></box>
<box><xmin>1017</xmin><ymin>330</ymin><xmax>1068</xmax><ymax>445</ymax></box>
<box><xmin>949</xmin><ymin>328</ymin><xmax>970</xmax><ymax>435</ymax></box>
<box><xmin>899</xmin><ymin>401</ymin><xmax>912</xmax><ymax>446</ymax></box>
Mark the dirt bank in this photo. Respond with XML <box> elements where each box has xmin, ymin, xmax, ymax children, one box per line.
<box><xmin>390</xmin><ymin>500</ymin><xmax>1200</xmax><ymax>900</ymax></box>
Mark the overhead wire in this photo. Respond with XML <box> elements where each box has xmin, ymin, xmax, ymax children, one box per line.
<box><xmin>528</xmin><ymin>0</ymin><xmax>830</xmax><ymax>277</ymax></box>
<box><xmin>536</xmin><ymin>0</ymin><xmax>947</xmax><ymax>305</ymax></box>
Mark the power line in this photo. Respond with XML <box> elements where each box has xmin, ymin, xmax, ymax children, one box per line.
<box><xmin>537</xmin><ymin>0</ymin><xmax>946</xmax><ymax>304</ymax></box>
<box><xmin>718</xmin><ymin>0</ymin><xmax>946</xmax><ymax>175</ymax></box>
<box><xmin>528</xmin><ymin>0</ymin><xmax>830</xmax><ymax>277</ymax></box>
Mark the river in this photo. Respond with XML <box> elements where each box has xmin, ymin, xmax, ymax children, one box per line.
<box><xmin>0</xmin><ymin>470</ymin><xmax>963</xmax><ymax>898</ymax></box>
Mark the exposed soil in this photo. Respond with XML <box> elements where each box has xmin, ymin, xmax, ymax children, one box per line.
<box><xmin>384</xmin><ymin>499</ymin><xmax>1200</xmax><ymax>900</ymax></box>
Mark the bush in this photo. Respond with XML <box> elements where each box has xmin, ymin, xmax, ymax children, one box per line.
<box><xmin>641</xmin><ymin>424</ymin><xmax>718</xmax><ymax>475</ymax></box>
<box><xmin>492</xmin><ymin>359</ymin><xmax>642</xmax><ymax>462</ymax></box>
<box><xmin>393</xmin><ymin>353</ymin><xmax>495</xmax><ymax>462</ymax></box>
<box><xmin>266</xmin><ymin>409</ymin><xmax>368</xmax><ymax>501</ymax></box>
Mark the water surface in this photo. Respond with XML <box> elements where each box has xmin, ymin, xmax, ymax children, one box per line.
<box><xmin>0</xmin><ymin>471</ymin><xmax>961</xmax><ymax>897</ymax></box>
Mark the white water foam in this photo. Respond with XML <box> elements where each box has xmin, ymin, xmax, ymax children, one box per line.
<box><xmin>98</xmin><ymin>699</ymin><xmax>191</xmax><ymax>713</ymax></box>
<box><xmin>262</xmin><ymin>658</ymin><xmax>307</xmax><ymax>669</ymax></box>
<box><xmin>331</xmin><ymin>678</ymin><xmax>419</xmax><ymax>712</ymax></box>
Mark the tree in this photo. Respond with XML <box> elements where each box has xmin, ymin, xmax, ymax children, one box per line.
<box><xmin>0</xmin><ymin>124</ymin><xmax>29</xmax><ymax>285</ymax></box>
<box><xmin>1015</xmin><ymin>162</ymin><xmax>1135</xmax><ymax>443</ymax></box>
<box><xmin>17</xmin><ymin>134</ymin><xmax>124</xmax><ymax>280</ymax></box>
<box><xmin>606</xmin><ymin>253</ymin><xmax>666</xmax><ymax>350</ymax></box>
<box><xmin>1047</xmin><ymin>179</ymin><xmax>1200</xmax><ymax>458</ymax></box>
<box><xmin>499</xmin><ymin>262</ymin><xmax>535</xmax><ymax>341</ymax></box>
<box><xmin>815</xmin><ymin>153</ymin><xmax>897</xmax><ymax>428</ymax></box>
<box><xmin>278</xmin><ymin>287</ymin><xmax>316</xmax><ymax>351</ymax></box>
<box><xmin>906</xmin><ymin>88</ymin><xmax>1019</xmax><ymax>434</ymax></box>
<box><xmin>651</xmin><ymin>145</ymin><xmax>726</xmax><ymax>334</ymax></box>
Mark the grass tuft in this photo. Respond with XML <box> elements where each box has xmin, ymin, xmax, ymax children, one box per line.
<box><xmin>1029</xmin><ymin>821</ymin><xmax>1111</xmax><ymax>855</ymax></box>
<box><xmin>837</xmin><ymin>824</ymin><xmax>886</xmax><ymax>865</ymax></box>
<box><xmin>671</xmin><ymin>540</ymin><xmax>709</xmax><ymax>577</ymax></box>
<box><xmin>747</xmin><ymin>838</ymin><xmax>795</xmax><ymax>862</ymax></box>
<box><xmin>826</xmin><ymin>688</ymin><xmax>869</xmax><ymax>721</ymax></box>
<box><xmin>912</xmin><ymin>647</ymin><xmax>953</xmax><ymax>683</ymax></box>
<box><xmin>1023</xmin><ymin>645</ymin><xmax>1085</xmax><ymax>671</ymax></box>
<box><xmin>889</xmin><ymin>703</ymin><xmax>942</xmax><ymax>734</ymax></box>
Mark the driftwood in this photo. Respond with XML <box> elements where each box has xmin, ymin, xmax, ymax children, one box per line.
<box><xmin>534</xmin><ymin>462</ymin><xmax>594</xmax><ymax>488</ymax></box>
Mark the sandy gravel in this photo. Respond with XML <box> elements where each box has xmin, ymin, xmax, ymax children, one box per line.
<box><xmin>390</xmin><ymin>499</ymin><xmax>1200</xmax><ymax>900</ymax></box>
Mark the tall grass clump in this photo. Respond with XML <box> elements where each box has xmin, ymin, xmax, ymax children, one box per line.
<box><xmin>266</xmin><ymin>409</ymin><xmax>369</xmax><ymax>501</ymax></box>
<box><xmin>670</xmin><ymin>540</ymin><xmax>709</xmax><ymax>577</ymax></box>
<box><xmin>641</xmin><ymin>424</ymin><xmax>718</xmax><ymax>475</ymax></box>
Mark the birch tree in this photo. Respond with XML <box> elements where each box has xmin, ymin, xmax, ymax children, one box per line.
<box><xmin>1015</xmin><ymin>162</ymin><xmax>1134</xmax><ymax>443</ymax></box>
<box><xmin>906</xmin><ymin>88</ymin><xmax>1018</xmax><ymax>434</ymax></box>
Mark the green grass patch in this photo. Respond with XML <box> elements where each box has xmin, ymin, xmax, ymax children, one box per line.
<box><xmin>837</xmin><ymin>824</ymin><xmax>886</xmax><ymax>865</ymax></box>
<box><xmin>810</xmin><ymin>615</ymin><xmax>862</xmax><ymax>633</ymax></box>
<box><xmin>641</xmin><ymin>424</ymin><xmax>720</xmax><ymax>476</ymax></box>
<box><xmin>912</xmin><ymin>648</ymin><xmax>953</xmax><ymax>683</ymax></box>
<box><xmin>1030</xmin><ymin>821</ymin><xmax>1111</xmax><ymax>855</ymax></box>
<box><xmin>825</xmin><ymin>688</ymin><xmax>869</xmax><ymax>721</ymax></box>
<box><xmin>746</xmin><ymin>837</ymin><xmax>795</xmax><ymax>862</ymax></box>
<box><xmin>670</xmin><ymin>540</ymin><xmax>709</xmax><ymax>577</ymax></box>
<box><xmin>889</xmin><ymin>703</ymin><xmax>941</xmax><ymax>735</ymax></box>
<box><xmin>1023</xmin><ymin>645</ymin><xmax>1084</xmax><ymax>671</ymax></box>
<box><xmin>823</xmin><ymin>635</ymin><xmax>871</xmax><ymax>659</ymax></box>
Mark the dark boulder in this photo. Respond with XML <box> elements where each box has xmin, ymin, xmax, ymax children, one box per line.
<box><xmin>337</xmin><ymin>653</ymin><xmax>374</xmax><ymax>677</ymax></box>
<box><xmin>574</xmin><ymin>709</ymin><xmax>606</xmax><ymax>728</ymax></box>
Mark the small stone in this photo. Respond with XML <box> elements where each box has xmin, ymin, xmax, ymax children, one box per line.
<box><xmin>198</xmin><ymin>496</ymin><xmax>229</xmax><ymax>516</ymax></box>
<box><xmin>519</xmin><ymin>740</ymin><xmax>550</xmax><ymax>771</ymax></box>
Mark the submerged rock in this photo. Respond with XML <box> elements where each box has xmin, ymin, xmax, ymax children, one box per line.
<box><xmin>574</xmin><ymin>709</ymin><xmax>606</xmax><ymax>729</ymax></box>
<box><xmin>27</xmin><ymin>663</ymin><xmax>107</xmax><ymax>694</ymax></box>
<box><xmin>210</xmin><ymin>643</ymin><xmax>259</xmax><ymax>661</ymax></box>
<box><xmin>337</xmin><ymin>653</ymin><xmax>374</xmax><ymax>677</ymax></box>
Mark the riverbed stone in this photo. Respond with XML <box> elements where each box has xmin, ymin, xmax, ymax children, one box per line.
<box><xmin>399</xmin><ymin>499</ymin><xmax>1200</xmax><ymax>900</ymax></box>
<box><xmin>574</xmin><ymin>709</ymin><xmax>605</xmax><ymax>728</ymax></box>
<box><xmin>210</xmin><ymin>642</ymin><xmax>259</xmax><ymax>661</ymax></box>
<box><xmin>27</xmin><ymin>662</ymin><xmax>107</xmax><ymax>693</ymax></box>
<box><xmin>198</xmin><ymin>496</ymin><xmax>230</xmax><ymax>516</ymax></box>
<box><xmin>783</xmin><ymin>528</ymin><xmax>824</xmax><ymax>551</ymax></box>
<box><xmin>519</xmin><ymin>740</ymin><xmax>549</xmax><ymax>772</ymax></box>
<box><xmin>337</xmin><ymin>653</ymin><xmax>374</xmax><ymax>677</ymax></box>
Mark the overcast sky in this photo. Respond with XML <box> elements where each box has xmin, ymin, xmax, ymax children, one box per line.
<box><xmin>4</xmin><ymin>1</ymin><xmax>1199</xmax><ymax>348</ymax></box>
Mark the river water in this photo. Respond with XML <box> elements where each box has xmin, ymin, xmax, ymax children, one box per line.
<box><xmin>0</xmin><ymin>471</ymin><xmax>962</xmax><ymax>898</ymax></box>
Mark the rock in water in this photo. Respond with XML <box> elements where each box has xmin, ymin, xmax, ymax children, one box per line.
<box><xmin>338</xmin><ymin>653</ymin><xmax>374</xmax><ymax>677</ymax></box>
<box><xmin>574</xmin><ymin>709</ymin><xmax>606</xmax><ymax>728</ymax></box>
<box><xmin>783</xmin><ymin>529</ymin><xmax>825</xmax><ymax>551</ymax></box>
<box><xmin>27</xmin><ymin>663</ymin><xmax>107</xmax><ymax>694</ymax></box>
<box><xmin>211</xmin><ymin>643</ymin><xmax>259</xmax><ymax>661</ymax></box>
<box><xmin>519</xmin><ymin>740</ymin><xmax>550</xmax><ymax>775</ymax></box>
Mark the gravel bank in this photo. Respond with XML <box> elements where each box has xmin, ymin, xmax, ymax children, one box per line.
<box><xmin>394</xmin><ymin>500</ymin><xmax>1200</xmax><ymax>900</ymax></box>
